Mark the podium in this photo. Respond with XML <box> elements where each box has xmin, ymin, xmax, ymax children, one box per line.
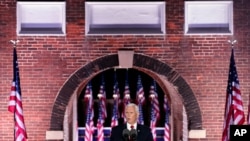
<box><xmin>78</xmin><ymin>127</ymin><xmax>165</xmax><ymax>141</ymax></box>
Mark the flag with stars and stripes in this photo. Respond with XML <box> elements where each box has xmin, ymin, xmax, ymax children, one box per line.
<box><xmin>149</xmin><ymin>80</ymin><xmax>160</xmax><ymax>141</ymax></box>
<box><xmin>164</xmin><ymin>95</ymin><xmax>170</xmax><ymax>141</ymax></box>
<box><xmin>122</xmin><ymin>71</ymin><xmax>131</xmax><ymax>123</ymax></box>
<box><xmin>97</xmin><ymin>76</ymin><xmax>107</xmax><ymax>141</ymax></box>
<box><xmin>111</xmin><ymin>72</ymin><xmax>120</xmax><ymax>127</ymax></box>
<box><xmin>84</xmin><ymin>83</ymin><xmax>95</xmax><ymax>141</ymax></box>
<box><xmin>222</xmin><ymin>48</ymin><xmax>245</xmax><ymax>141</ymax></box>
<box><xmin>136</xmin><ymin>75</ymin><xmax>145</xmax><ymax>125</ymax></box>
<box><xmin>8</xmin><ymin>47</ymin><xmax>28</xmax><ymax>141</ymax></box>
<box><xmin>247</xmin><ymin>94</ymin><xmax>250</xmax><ymax>124</ymax></box>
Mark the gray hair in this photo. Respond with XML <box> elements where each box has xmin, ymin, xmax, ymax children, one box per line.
<box><xmin>126</xmin><ymin>103</ymin><xmax>139</xmax><ymax>115</ymax></box>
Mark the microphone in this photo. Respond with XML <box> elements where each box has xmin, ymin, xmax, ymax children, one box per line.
<box><xmin>130</xmin><ymin>129</ymin><xmax>137</xmax><ymax>141</ymax></box>
<box><xmin>122</xmin><ymin>129</ymin><xmax>130</xmax><ymax>141</ymax></box>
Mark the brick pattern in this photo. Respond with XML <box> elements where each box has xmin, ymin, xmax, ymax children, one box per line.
<box><xmin>50</xmin><ymin>54</ymin><xmax>119</xmax><ymax>130</ymax></box>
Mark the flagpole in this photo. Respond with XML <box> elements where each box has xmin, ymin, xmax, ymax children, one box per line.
<box><xmin>9</xmin><ymin>39</ymin><xmax>19</xmax><ymax>141</ymax></box>
<box><xmin>222</xmin><ymin>39</ymin><xmax>245</xmax><ymax>141</ymax></box>
<box><xmin>228</xmin><ymin>39</ymin><xmax>237</xmax><ymax>124</ymax></box>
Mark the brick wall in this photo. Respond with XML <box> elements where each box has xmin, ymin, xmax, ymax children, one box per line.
<box><xmin>1</xmin><ymin>0</ymin><xmax>250</xmax><ymax>141</ymax></box>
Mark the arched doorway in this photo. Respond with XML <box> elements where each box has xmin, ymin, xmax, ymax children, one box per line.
<box><xmin>77</xmin><ymin>68</ymin><xmax>170</xmax><ymax>140</ymax></box>
<box><xmin>48</xmin><ymin>53</ymin><xmax>202</xmax><ymax>141</ymax></box>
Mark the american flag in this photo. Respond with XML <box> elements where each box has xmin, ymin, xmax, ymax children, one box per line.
<box><xmin>222</xmin><ymin>48</ymin><xmax>245</xmax><ymax>141</ymax></box>
<box><xmin>111</xmin><ymin>97</ymin><xmax>119</xmax><ymax>127</ymax></box>
<box><xmin>8</xmin><ymin>47</ymin><xmax>28</xmax><ymax>141</ymax></box>
<box><xmin>164</xmin><ymin>95</ymin><xmax>170</xmax><ymax>141</ymax></box>
<box><xmin>97</xmin><ymin>77</ymin><xmax>107</xmax><ymax>141</ymax></box>
<box><xmin>136</xmin><ymin>75</ymin><xmax>145</xmax><ymax>125</ymax></box>
<box><xmin>149</xmin><ymin>81</ymin><xmax>160</xmax><ymax>141</ymax></box>
<box><xmin>122</xmin><ymin>72</ymin><xmax>131</xmax><ymax>122</ymax></box>
<box><xmin>248</xmin><ymin>94</ymin><xmax>250</xmax><ymax>124</ymax></box>
<box><xmin>84</xmin><ymin>83</ymin><xmax>95</xmax><ymax>141</ymax></box>
<box><xmin>111</xmin><ymin>73</ymin><xmax>120</xmax><ymax>127</ymax></box>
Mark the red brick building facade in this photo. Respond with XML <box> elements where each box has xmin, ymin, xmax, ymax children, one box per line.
<box><xmin>1</xmin><ymin>0</ymin><xmax>250</xmax><ymax>141</ymax></box>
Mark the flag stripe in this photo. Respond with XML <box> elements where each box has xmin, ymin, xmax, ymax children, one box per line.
<box><xmin>164</xmin><ymin>95</ymin><xmax>170</xmax><ymax>141</ymax></box>
<box><xmin>222</xmin><ymin>49</ymin><xmax>245</xmax><ymax>141</ymax></box>
<box><xmin>247</xmin><ymin>95</ymin><xmax>250</xmax><ymax>124</ymax></box>
<box><xmin>97</xmin><ymin>77</ymin><xmax>107</xmax><ymax>141</ymax></box>
<box><xmin>150</xmin><ymin>81</ymin><xmax>159</xmax><ymax>141</ymax></box>
<box><xmin>136</xmin><ymin>75</ymin><xmax>145</xmax><ymax>125</ymax></box>
<box><xmin>84</xmin><ymin>83</ymin><xmax>95</xmax><ymax>141</ymax></box>
<box><xmin>122</xmin><ymin>71</ymin><xmax>130</xmax><ymax>123</ymax></box>
<box><xmin>111</xmin><ymin>73</ymin><xmax>120</xmax><ymax>127</ymax></box>
<box><xmin>8</xmin><ymin>48</ymin><xmax>28</xmax><ymax>141</ymax></box>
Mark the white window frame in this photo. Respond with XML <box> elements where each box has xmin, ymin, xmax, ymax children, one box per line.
<box><xmin>185</xmin><ymin>1</ymin><xmax>233</xmax><ymax>35</ymax></box>
<box><xmin>85</xmin><ymin>2</ymin><xmax>166</xmax><ymax>35</ymax></box>
<box><xmin>17</xmin><ymin>2</ymin><xmax>66</xmax><ymax>36</ymax></box>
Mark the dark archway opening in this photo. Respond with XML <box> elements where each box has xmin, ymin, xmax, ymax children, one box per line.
<box><xmin>50</xmin><ymin>53</ymin><xmax>202</xmax><ymax>141</ymax></box>
<box><xmin>77</xmin><ymin>68</ymin><xmax>166</xmax><ymax>128</ymax></box>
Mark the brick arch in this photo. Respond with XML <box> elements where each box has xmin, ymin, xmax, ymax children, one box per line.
<box><xmin>50</xmin><ymin>53</ymin><xmax>202</xmax><ymax>131</ymax></box>
<box><xmin>133</xmin><ymin>54</ymin><xmax>202</xmax><ymax>130</ymax></box>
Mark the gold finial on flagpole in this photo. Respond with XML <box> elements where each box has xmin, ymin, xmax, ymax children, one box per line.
<box><xmin>227</xmin><ymin>39</ymin><xmax>237</xmax><ymax>48</ymax></box>
<box><xmin>9</xmin><ymin>40</ymin><xmax>19</xmax><ymax>48</ymax></box>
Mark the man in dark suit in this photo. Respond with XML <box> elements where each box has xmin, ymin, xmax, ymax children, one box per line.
<box><xmin>110</xmin><ymin>103</ymin><xmax>153</xmax><ymax>141</ymax></box>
